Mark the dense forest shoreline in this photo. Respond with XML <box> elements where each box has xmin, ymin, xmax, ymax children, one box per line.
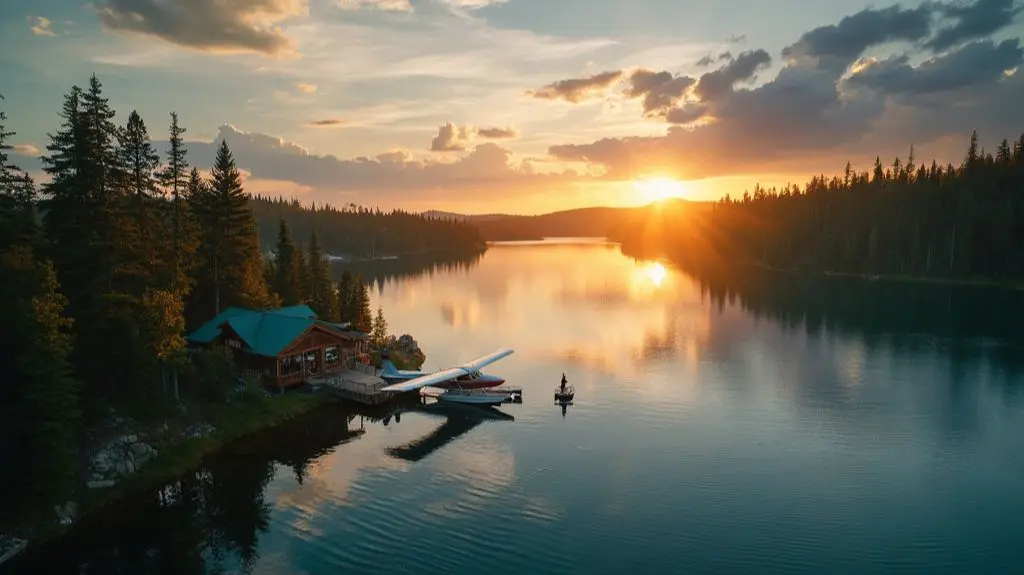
<box><xmin>610</xmin><ymin>131</ymin><xmax>1024</xmax><ymax>285</ymax></box>
<box><xmin>0</xmin><ymin>75</ymin><xmax>473</xmax><ymax>555</ymax></box>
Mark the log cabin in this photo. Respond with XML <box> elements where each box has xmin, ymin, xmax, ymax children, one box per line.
<box><xmin>186</xmin><ymin>304</ymin><xmax>370</xmax><ymax>390</ymax></box>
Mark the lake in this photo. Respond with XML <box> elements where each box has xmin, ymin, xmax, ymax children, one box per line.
<box><xmin>8</xmin><ymin>238</ymin><xmax>1024</xmax><ymax>574</ymax></box>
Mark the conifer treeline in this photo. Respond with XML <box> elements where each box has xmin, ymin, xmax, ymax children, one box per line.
<box><xmin>612</xmin><ymin>131</ymin><xmax>1024</xmax><ymax>280</ymax></box>
<box><xmin>269</xmin><ymin>217</ymin><xmax>373</xmax><ymax>332</ymax></box>
<box><xmin>251</xmin><ymin>196</ymin><xmax>485</xmax><ymax>257</ymax></box>
<box><xmin>0</xmin><ymin>75</ymin><xmax>462</xmax><ymax>517</ymax></box>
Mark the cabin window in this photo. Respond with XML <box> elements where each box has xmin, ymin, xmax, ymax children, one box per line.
<box><xmin>325</xmin><ymin>346</ymin><xmax>340</xmax><ymax>368</ymax></box>
<box><xmin>280</xmin><ymin>354</ymin><xmax>303</xmax><ymax>375</ymax></box>
<box><xmin>305</xmin><ymin>350</ymin><xmax>321</xmax><ymax>375</ymax></box>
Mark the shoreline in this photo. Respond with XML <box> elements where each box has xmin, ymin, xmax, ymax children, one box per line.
<box><xmin>6</xmin><ymin>393</ymin><xmax>330</xmax><ymax>558</ymax></box>
<box><xmin>617</xmin><ymin>244</ymin><xmax>1024</xmax><ymax>292</ymax></box>
<box><xmin>748</xmin><ymin>263</ymin><xmax>1024</xmax><ymax>291</ymax></box>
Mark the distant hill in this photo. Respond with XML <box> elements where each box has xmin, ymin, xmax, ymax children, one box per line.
<box><xmin>425</xmin><ymin>199</ymin><xmax>707</xmax><ymax>241</ymax></box>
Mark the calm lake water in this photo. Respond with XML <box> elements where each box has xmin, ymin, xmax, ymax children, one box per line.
<box><xmin>9</xmin><ymin>238</ymin><xmax>1024</xmax><ymax>574</ymax></box>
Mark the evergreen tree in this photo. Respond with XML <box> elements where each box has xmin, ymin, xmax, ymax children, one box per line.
<box><xmin>273</xmin><ymin>217</ymin><xmax>302</xmax><ymax>306</ymax></box>
<box><xmin>158</xmin><ymin>112</ymin><xmax>199</xmax><ymax>294</ymax></box>
<box><xmin>0</xmin><ymin>246</ymin><xmax>80</xmax><ymax>515</ymax></box>
<box><xmin>351</xmin><ymin>276</ymin><xmax>372</xmax><ymax>333</ymax></box>
<box><xmin>370</xmin><ymin>305</ymin><xmax>388</xmax><ymax>349</ymax></box>
<box><xmin>0</xmin><ymin>96</ymin><xmax>38</xmax><ymax>247</ymax></box>
<box><xmin>192</xmin><ymin>139</ymin><xmax>272</xmax><ymax>315</ymax></box>
<box><xmin>42</xmin><ymin>77</ymin><xmax>138</xmax><ymax>402</ymax></box>
<box><xmin>336</xmin><ymin>270</ymin><xmax>356</xmax><ymax>323</ymax></box>
<box><xmin>296</xmin><ymin>240</ymin><xmax>311</xmax><ymax>302</ymax></box>
<box><xmin>116</xmin><ymin>110</ymin><xmax>163</xmax><ymax>292</ymax></box>
<box><xmin>306</xmin><ymin>230</ymin><xmax>337</xmax><ymax>320</ymax></box>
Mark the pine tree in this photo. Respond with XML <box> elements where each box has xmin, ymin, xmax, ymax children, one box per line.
<box><xmin>192</xmin><ymin>139</ymin><xmax>272</xmax><ymax>315</ymax></box>
<box><xmin>0</xmin><ymin>246</ymin><xmax>80</xmax><ymax>513</ymax></box>
<box><xmin>116</xmin><ymin>110</ymin><xmax>163</xmax><ymax>292</ymax></box>
<box><xmin>336</xmin><ymin>270</ymin><xmax>356</xmax><ymax>323</ymax></box>
<box><xmin>273</xmin><ymin>217</ymin><xmax>302</xmax><ymax>305</ymax></box>
<box><xmin>370</xmin><ymin>305</ymin><xmax>388</xmax><ymax>348</ymax></box>
<box><xmin>351</xmin><ymin>276</ymin><xmax>372</xmax><ymax>333</ymax></box>
<box><xmin>296</xmin><ymin>240</ymin><xmax>311</xmax><ymax>303</ymax></box>
<box><xmin>158</xmin><ymin>112</ymin><xmax>199</xmax><ymax>294</ymax></box>
<box><xmin>0</xmin><ymin>96</ymin><xmax>38</xmax><ymax>247</ymax></box>
<box><xmin>306</xmin><ymin>230</ymin><xmax>337</xmax><ymax>320</ymax></box>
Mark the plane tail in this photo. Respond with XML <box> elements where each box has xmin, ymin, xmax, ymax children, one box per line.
<box><xmin>380</xmin><ymin>349</ymin><xmax>400</xmax><ymax>375</ymax></box>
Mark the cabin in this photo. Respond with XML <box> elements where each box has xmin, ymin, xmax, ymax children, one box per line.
<box><xmin>186</xmin><ymin>304</ymin><xmax>370</xmax><ymax>390</ymax></box>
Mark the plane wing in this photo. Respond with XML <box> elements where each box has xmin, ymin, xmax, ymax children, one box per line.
<box><xmin>459</xmin><ymin>348</ymin><xmax>514</xmax><ymax>373</ymax></box>
<box><xmin>379</xmin><ymin>348</ymin><xmax>515</xmax><ymax>393</ymax></box>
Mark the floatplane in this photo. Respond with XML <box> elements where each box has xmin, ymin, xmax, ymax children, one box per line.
<box><xmin>380</xmin><ymin>349</ymin><xmax>508</xmax><ymax>389</ymax></box>
<box><xmin>379</xmin><ymin>348</ymin><xmax>517</xmax><ymax>406</ymax></box>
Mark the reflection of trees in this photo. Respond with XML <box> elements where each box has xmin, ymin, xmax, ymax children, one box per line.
<box><xmin>649</xmin><ymin>258</ymin><xmax>1024</xmax><ymax>351</ymax></box>
<box><xmin>648</xmin><ymin>259</ymin><xmax>1024</xmax><ymax>402</ymax></box>
<box><xmin>5</xmin><ymin>451</ymin><xmax>277</xmax><ymax>574</ymax></box>
<box><xmin>332</xmin><ymin>250</ymin><xmax>483</xmax><ymax>289</ymax></box>
<box><xmin>4</xmin><ymin>405</ymin><xmax>373</xmax><ymax>575</ymax></box>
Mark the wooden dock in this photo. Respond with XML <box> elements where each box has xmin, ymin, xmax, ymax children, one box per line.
<box><xmin>309</xmin><ymin>369</ymin><xmax>398</xmax><ymax>405</ymax></box>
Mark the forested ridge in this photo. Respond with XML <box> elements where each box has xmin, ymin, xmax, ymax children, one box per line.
<box><xmin>0</xmin><ymin>75</ymin><xmax>446</xmax><ymax>533</ymax></box>
<box><xmin>252</xmin><ymin>196</ymin><xmax>485</xmax><ymax>256</ymax></box>
<box><xmin>612</xmin><ymin>131</ymin><xmax>1024</xmax><ymax>282</ymax></box>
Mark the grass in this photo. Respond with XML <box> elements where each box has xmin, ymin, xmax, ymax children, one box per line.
<box><xmin>16</xmin><ymin>392</ymin><xmax>328</xmax><ymax>550</ymax></box>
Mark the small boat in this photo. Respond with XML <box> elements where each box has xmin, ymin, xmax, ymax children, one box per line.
<box><xmin>554</xmin><ymin>384</ymin><xmax>575</xmax><ymax>402</ymax></box>
<box><xmin>436</xmin><ymin>389</ymin><xmax>510</xmax><ymax>406</ymax></box>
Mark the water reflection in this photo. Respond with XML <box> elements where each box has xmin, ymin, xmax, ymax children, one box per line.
<box><xmin>10</xmin><ymin>240</ymin><xmax>1024</xmax><ymax>575</ymax></box>
<box><xmin>4</xmin><ymin>400</ymin><xmax>515</xmax><ymax>575</ymax></box>
<box><xmin>330</xmin><ymin>250</ymin><xmax>484</xmax><ymax>292</ymax></box>
<box><xmin>387</xmin><ymin>403</ymin><xmax>514</xmax><ymax>463</ymax></box>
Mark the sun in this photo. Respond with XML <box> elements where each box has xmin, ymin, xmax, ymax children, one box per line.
<box><xmin>632</xmin><ymin>177</ymin><xmax>687</xmax><ymax>204</ymax></box>
<box><xmin>646</xmin><ymin>262</ymin><xmax>666</xmax><ymax>287</ymax></box>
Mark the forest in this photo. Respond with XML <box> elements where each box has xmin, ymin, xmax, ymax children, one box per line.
<box><xmin>0</xmin><ymin>75</ymin><xmax>469</xmax><ymax>535</ymax></box>
<box><xmin>611</xmin><ymin>131</ymin><xmax>1024</xmax><ymax>282</ymax></box>
<box><xmin>251</xmin><ymin>196</ymin><xmax>485</xmax><ymax>256</ymax></box>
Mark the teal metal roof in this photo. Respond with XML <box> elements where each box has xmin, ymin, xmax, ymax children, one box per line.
<box><xmin>224</xmin><ymin>312</ymin><xmax>314</xmax><ymax>357</ymax></box>
<box><xmin>187</xmin><ymin>305</ymin><xmax>364</xmax><ymax>357</ymax></box>
<box><xmin>271</xmin><ymin>304</ymin><xmax>318</xmax><ymax>319</ymax></box>
<box><xmin>186</xmin><ymin>307</ymin><xmax>250</xmax><ymax>344</ymax></box>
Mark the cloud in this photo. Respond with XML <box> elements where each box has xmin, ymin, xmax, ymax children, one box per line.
<box><xmin>11</xmin><ymin>144</ymin><xmax>41</xmax><ymax>156</ymax></box>
<box><xmin>693</xmin><ymin>49</ymin><xmax>771</xmax><ymax>101</ymax></box>
<box><xmin>306</xmin><ymin>119</ymin><xmax>345</xmax><ymax>128</ymax></box>
<box><xmin>29</xmin><ymin>16</ymin><xmax>56</xmax><ymax>37</ymax></box>
<box><xmin>180</xmin><ymin>124</ymin><xmax>575</xmax><ymax>203</ymax></box>
<box><xmin>546</xmin><ymin>0</ymin><xmax>1024</xmax><ymax>182</ymax></box>
<box><xmin>94</xmin><ymin>0</ymin><xmax>307</xmax><ymax>57</ymax></box>
<box><xmin>623</xmin><ymin>69</ymin><xmax>696</xmax><ymax>118</ymax></box>
<box><xmin>476</xmin><ymin>126</ymin><xmax>518</xmax><ymax>139</ymax></box>
<box><xmin>295</xmin><ymin>82</ymin><xmax>318</xmax><ymax>93</ymax></box>
<box><xmin>927</xmin><ymin>0</ymin><xmax>1024</xmax><ymax>52</ymax></box>
<box><xmin>527</xmin><ymin>70</ymin><xmax>625</xmax><ymax>103</ymax></box>
<box><xmin>438</xmin><ymin>0</ymin><xmax>508</xmax><ymax>8</ymax></box>
<box><xmin>848</xmin><ymin>38</ymin><xmax>1023</xmax><ymax>96</ymax></box>
<box><xmin>338</xmin><ymin>0</ymin><xmax>412</xmax><ymax>11</ymax></box>
<box><xmin>430</xmin><ymin>122</ymin><xmax>473</xmax><ymax>151</ymax></box>
<box><xmin>429</xmin><ymin>122</ymin><xmax>519</xmax><ymax>151</ymax></box>
<box><xmin>782</xmin><ymin>3</ymin><xmax>934</xmax><ymax>73</ymax></box>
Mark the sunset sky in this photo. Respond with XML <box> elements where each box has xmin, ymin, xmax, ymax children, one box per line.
<box><xmin>1</xmin><ymin>0</ymin><xmax>1022</xmax><ymax>214</ymax></box>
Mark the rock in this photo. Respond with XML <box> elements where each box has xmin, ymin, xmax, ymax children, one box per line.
<box><xmin>184</xmin><ymin>423</ymin><xmax>216</xmax><ymax>439</ymax></box>
<box><xmin>54</xmin><ymin>501</ymin><xmax>77</xmax><ymax>526</ymax></box>
<box><xmin>0</xmin><ymin>536</ymin><xmax>28</xmax><ymax>566</ymax></box>
<box><xmin>88</xmin><ymin>433</ymin><xmax>159</xmax><ymax>483</ymax></box>
<box><xmin>87</xmin><ymin>479</ymin><xmax>116</xmax><ymax>489</ymax></box>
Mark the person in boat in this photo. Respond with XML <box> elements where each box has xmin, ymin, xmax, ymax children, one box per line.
<box><xmin>560</xmin><ymin>373</ymin><xmax>567</xmax><ymax>393</ymax></box>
